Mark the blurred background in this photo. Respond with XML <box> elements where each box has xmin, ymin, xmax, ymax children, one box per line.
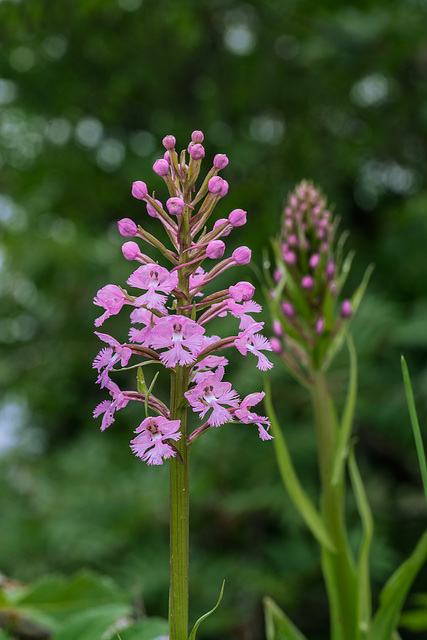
<box><xmin>1</xmin><ymin>0</ymin><xmax>427</xmax><ymax>638</ymax></box>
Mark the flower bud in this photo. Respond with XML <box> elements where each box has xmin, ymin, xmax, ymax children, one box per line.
<box><xmin>166</xmin><ymin>197</ymin><xmax>185</xmax><ymax>216</ymax></box>
<box><xmin>206</xmin><ymin>240</ymin><xmax>225</xmax><ymax>259</ymax></box>
<box><xmin>326</xmin><ymin>262</ymin><xmax>335</xmax><ymax>278</ymax></box>
<box><xmin>270</xmin><ymin>337</ymin><xmax>282</xmax><ymax>354</ymax></box>
<box><xmin>283</xmin><ymin>251</ymin><xmax>297</xmax><ymax>265</ymax></box>
<box><xmin>282</xmin><ymin>302</ymin><xmax>295</xmax><ymax>318</ymax></box>
<box><xmin>153</xmin><ymin>159</ymin><xmax>169</xmax><ymax>176</ymax></box>
<box><xmin>191</xmin><ymin>130</ymin><xmax>204</xmax><ymax>143</ymax></box>
<box><xmin>309</xmin><ymin>253</ymin><xmax>319</xmax><ymax>269</ymax></box>
<box><xmin>301</xmin><ymin>276</ymin><xmax>314</xmax><ymax>290</ymax></box>
<box><xmin>189</xmin><ymin>143</ymin><xmax>205</xmax><ymax>160</ymax></box>
<box><xmin>122</xmin><ymin>241</ymin><xmax>141</xmax><ymax>261</ymax></box>
<box><xmin>162</xmin><ymin>135</ymin><xmax>176</xmax><ymax>150</ymax></box>
<box><xmin>273</xmin><ymin>320</ymin><xmax>283</xmax><ymax>337</ymax></box>
<box><xmin>213</xmin><ymin>218</ymin><xmax>231</xmax><ymax>236</ymax></box>
<box><xmin>232</xmin><ymin>246</ymin><xmax>251</xmax><ymax>265</ymax></box>
<box><xmin>118</xmin><ymin>218</ymin><xmax>138</xmax><ymax>237</ymax></box>
<box><xmin>132</xmin><ymin>181</ymin><xmax>148</xmax><ymax>200</ymax></box>
<box><xmin>228</xmin><ymin>208</ymin><xmax>247</xmax><ymax>227</ymax></box>
<box><xmin>146</xmin><ymin>198</ymin><xmax>162</xmax><ymax>218</ymax></box>
<box><xmin>229</xmin><ymin>281</ymin><xmax>255</xmax><ymax>302</ymax></box>
<box><xmin>214</xmin><ymin>154</ymin><xmax>229</xmax><ymax>170</ymax></box>
<box><xmin>220</xmin><ymin>180</ymin><xmax>229</xmax><ymax>197</ymax></box>
<box><xmin>208</xmin><ymin>176</ymin><xmax>224</xmax><ymax>194</ymax></box>
<box><xmin>316</xmin><ymin>318</ymin><xmax>324</xmax><ymax>334</ymax></box>
<box><xmin>340</xmin><ymin>300</ymin><xmax>352</xmax><ymax>318</ymax></box>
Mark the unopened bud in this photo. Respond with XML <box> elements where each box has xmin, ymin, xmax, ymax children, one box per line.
<box><xmin>232</xmin><ymin>246</ymin><xmax>251</xmax><ymax>265</ymax></box>
<box><xmin>132</xmin><ymin>181</ymin><xmax>148</xmax><ymax>200</ymax></box>
<box><xmin>282</xmin><ymin>302</ymin><xmax>295</xmax><ymax>318</ymax></box>
<box><xmin>214</xmin><ymin>154</ymin><xmax>229</xmax><ymax>170</ymax></box>
<box><xmin>208</xmin><ymin>176</ymin><xmax>224</xmax><ymax>194</ymax></box>
<box><xmin>122</xmin><ymin>241</ymin><xmax>141</xmax><ymax>261</ymax></box>
<box><xmin>191</xmin><ymin>130</ymin><xmax>204</xmax><ymax>143</ymax></box>
<box><xmin>118</xmin><ymin>218</ymin><xmax>138</xmax><ymax>237</ymax></box>
<box><xmin>206</xmin><ymin>240</ymin><xmax>225</xmax><ymax>259</ymax></box>
<box><xmin>340</xmin><ymin>300</ymin><xmax>352</xmax><ymax>318</ymax></box>
<box><xmin>162</xmin><ymin>135</ymin><xmax>176</xmax><ymax>150</ymax></box>
<box><xmin>229</xmin><ymin>208</ymin><xmax>247</xmax><ymax>227</ymax></box>
<box><xmin>270</xmin><ymin>337</ymin><xmax>282</xmax><ymax>354</ymax></box>
<box><xmin>301</xmin><ymin>276</ymin><xmax>314</xmax><ymax>290</ymax></box>
<box><xmin>166</xmin><ymin>197</ymin><xmax>185</xmax><ymax>216</ymax></box>
<box><xmin>189</xmin><ymin>143</ymin><xmax>205</xmax><ymax>160</ymax></box>
<box><xmin>153</xmin><ymin>159</ymin><xmax>169</xmax><ymax>176</ymax></box>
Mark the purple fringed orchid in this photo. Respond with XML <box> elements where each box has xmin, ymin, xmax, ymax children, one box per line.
<box><xmin>92</xmin><ymin>131</ymin><xmax>273</xmax><ymax>465</ymax></box>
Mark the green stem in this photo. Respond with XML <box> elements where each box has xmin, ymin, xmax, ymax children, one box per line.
<box><xmin>169</xmin><ymin>203</ymin><xmax>192</xmax><ymax>640</ymax></box>
<box><xmin>310</xmin><ymin>368</ymin><xmax>357</xmax><ymax>640</ymax></box>
<box><xmin>169</xmin><ymin>367</ymin><xmax>190</xmax><ymax>640</ymax></box>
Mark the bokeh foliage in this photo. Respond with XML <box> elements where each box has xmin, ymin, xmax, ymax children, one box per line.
<box><xmin>1</xmin><ymin>1</ymin><xmax>427</xmax><ymax>638</ymax></box>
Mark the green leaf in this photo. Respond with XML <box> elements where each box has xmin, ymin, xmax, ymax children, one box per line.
<box><xmin>145</xmin><ymin>371</ymin><xmax>159</xmax><ymax>417</ymax></box>
<box><xmin>14</xmin><ymin>571</ymin><xmax>127</xmax><ymax>630</ymax></box>
<box><xmin>331</xmin><ymin>335</ymin><xmax>357</xmax><ymax>487</ymax></box>
<box><xmin>263</xmin><ymin>596</ymin><xmax>307</xmax><ymax>640</ymax></box>
<box><xmin>116</xmin><ymin>617</ymin><xmax>168</xmax><ymax>640</ymax></box>
<box><xmin>401</xmin><ymin>355</ymin><xmax>427</xmax><ymax>506</ymax></box>
<box><xmin>264</xmin><ymin>377</ymin><xmax>335</xmax><ymax>552</ymax></box>
<box><xmin>400</xmin><ymin>606</ymin><xmax>427</xmax><ymax>631</ymax></box>
<box><xmin>368</xmin><ymin>531</ymin><xmax>427</xmax><ymax>640</ymax></box>
<box><xmin>188</xmin><ymin>580</ymin><xmax>225</xmax><ymax>640</ymax></box>
<box><xmin>348</xmin><ymin>444</ymin><xmax>374</xmax><ymax>640</ymax></box>
<box><xmin>52</xmin><ymin>603</ymin><xmax>131</xmax><ymax>640</ymax></box>
<box><xmin>137</xmin><ymin>367</ymin><xmax>147</xmax><ymax>394</ymax></box>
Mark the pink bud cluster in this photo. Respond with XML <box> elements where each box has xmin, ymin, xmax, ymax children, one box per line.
<box><xmin>93</xmin><ymin>131</ymin><xmax>273</xmax><ymax>464</ymax></box>
<box><xmin>270</xmin><ymin>181</ymin><xmax>354</xmax><ymax>375</ymax></box>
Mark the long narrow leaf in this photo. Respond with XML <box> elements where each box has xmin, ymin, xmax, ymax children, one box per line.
<box><xmin>263</xmin><ymin>597</ymin><xmax>308</xmax><ymax>640</ymax></box>
<box><xmin>264</xmin><ymin>377</ymin><xmax>335</xmax><ymax>552</ymax></box>
<box><xmin>188</xmin><ymin>581</ymin><xmax>225</xmax><ymax>640</ymax></box>
<box><xmin>331</xmin><ymin>335</ymin><xmax>357</xmax><ymax>487</ymax></box>
<box><xmin>368</xmin><ymin>531</ymin><xmax>427</xmax><ymax>640</ymax></box>
<box><xmin>348</xmin><ymin>445</ymin><xmax>373</xmax><ymax>640</ymax></box>
<box><xmin>401</xmin><ymin>356</ymin><xmax>427</xmax><ymax>506</ymax></box>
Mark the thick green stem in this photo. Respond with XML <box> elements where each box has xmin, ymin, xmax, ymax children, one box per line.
<box><xmin>310</xmin><ymin>368</ymin><xmax>357</xmax><ymax>640</ymax></box>
<box><xmin>169</xmin><ymin>204</ymin><xmax>192</xmax><ymax>640</ymax></box>
<box><xmin>169</xmin><ymin>367</ymin><xmax>190</xmax><ymax>640</ymax></box>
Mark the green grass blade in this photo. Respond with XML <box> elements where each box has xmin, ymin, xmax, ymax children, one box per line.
<box><xmin>401</xmin><ymin>356</ymin><xmax>427</xmax><ymax>506</ymax></box>
<box><xmin>348</xmin><ymin>444</ymin><xmax>373</xmax><ymax>639</ymax></box>
<box><xmin>188</xmin><ymin>581</ymin><xmax>225</xmax><ymax>640</ymax></box>
<box><xmin>263</xmin><ymin>597</ymin><xmax>308</xmax><ymax>640</ymax></box>
<box><xmin>331</xmin><ymin>335</ymin><xmax>357</xmax><ymax>487</ymax></box>
<box><xmin>368</xmin><ymin>531</ymin><xmax>427</xmax><ymax>640</ymax></box>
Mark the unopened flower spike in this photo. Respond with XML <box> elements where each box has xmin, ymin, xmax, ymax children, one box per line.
<box><xmin>268</xmin><ymin>180</ymin><xmax>373</xmax><ymax>379</ymax></box>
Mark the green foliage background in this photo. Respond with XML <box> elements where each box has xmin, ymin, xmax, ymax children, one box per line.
<box><xmin>1</xmin><ymin>1</ymin><xmax>427</xmax><ymax>638</ymax></box>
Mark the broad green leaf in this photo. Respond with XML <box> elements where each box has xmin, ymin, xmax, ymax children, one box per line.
<box><xmin>15</xmin><ymin>571</ymin><xmax>127</xmax><ymax>630</ymax></box>
<box><xmin>116</xmin><ymin>617</ymin><xmax>168</xmax><ymax>640</ymax></box>
<box><xmin>52</xmin><ymin>603</ymin><xmax>131</xmax><ymax>640</ymax></box>
<box><xmin>368</xmin><ymin>531</ymin><xmax>427</xmax><ymax>640</ymax></box>
<box><xmin>331</xmin><ymin>335</ymin><xmax>357</xmax><ymax>487</ymax></box>
<box><xmin>348</xmin><ymin>445</ymin><xmax>373</xmax><ymax>640</ymax></box>
<box><xmin>263</xmin><ymin>596</ymin><xmax>307</xmax><ymax>640</ymax></box>
<box><xmin>188</xmin><ymin>580</ymin><xmax>225</xmax><ymax>640</ymax></box>
<box><xmin>401</xmin><ymin>356</ymin><xmax>427</xmax><ymax>505</ymax></box>
<box><xmin>264</xmin><ymin>377</ymin><xmax>335</xmax><ymax>552</ymax></box>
